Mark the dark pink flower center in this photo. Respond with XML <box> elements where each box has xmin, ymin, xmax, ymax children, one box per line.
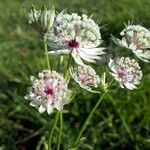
<box><xmin>44</xmin><ymin>84</ymin><xmax>55</xmax><ymax>96</ymax></box>
<box><xmin>118</xmin><ymin>72</ymin><xmax>126</xmax><ymax>78</ymax></box>
<box><xmin>117</xmin><ymin>68</ymin><xmax>127</xmax><ymax>79</ymax></box>
<box><xmin>78</xmin><ymin>75</ymin><xmax>91</xmax><ymax>84</ymax></box>
<box><xmin>68</xmin><ymin>40</ymin><xmax>79</xmax><ymax>49</ymax></box>
<box><xmin>78</xmin><ymin>75</ymin><xmax>86</xmax><ymax>83</ymax></box>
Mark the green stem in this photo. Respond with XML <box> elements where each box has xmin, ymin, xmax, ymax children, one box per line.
<box><xmin>64</xmin><ymin>53</ymin><xmax>72</xmax><ymax>77</ymax></box>
<box><xmin>57</xmin><ymin>112</ymin><xmax>63</xmax><ymax>150</ymax></box>
<box><xmin>107</xmin><ymin>93</ymin><xmax>140</xmax><ymax>150</ymax></box>
<box><xmin>48</xmin><ymin>111</ymin><xmax>59</xmax><ymax>150</ymax></box>
<box><xmin>74</xmin><ymin>92</ymin><xmax>106</xmax><ymax>146</ymax></box>
<box><xmin>44</xmin><ymin>35</ymin><xmax>51</xmax><ymax>70</ymax></box>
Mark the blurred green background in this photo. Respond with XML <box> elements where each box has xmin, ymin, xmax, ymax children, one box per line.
<box><xmin>0</xmin><ymin>0</ymin><xmax>150</xmax><ymax>149</ymax></box>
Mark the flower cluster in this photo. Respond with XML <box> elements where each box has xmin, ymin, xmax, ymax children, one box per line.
<box><xmin>48</xmin><ymin>13</ymin><xmax>105</xmax><ymax>65</ymax></box>
<box><xmin>112</xmin><ymin>25</ymin><xmax>150</xmax><ymax>62</ymax></box>
<box><xmin>25</xmin><ymin>5</ymin><xmax>150</xmax><ymax>115</ymax></box>
<box><xmin>25</xmin><ymin>70</ymin><xmax>71</xmax><ymax>115</ymax></box>
<box><xmin>109</xmin><ymin>57</ymin><xmax>142</xmax><ymax>90</ymax></box>
<box><xmin>70</xmin><ymin>65</ymin><xmax>100</xmax><ymax>93</ymax></box>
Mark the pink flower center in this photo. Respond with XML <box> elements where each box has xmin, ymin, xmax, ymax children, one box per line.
<box><xmin>126</xmin><ymin>36</ymin><xmax>142</xmax><ymax>50</ymax></box>
<box><xmin>117</xmin><ymin>67</ymin><xmax>127</xmax><ymax>79</ymax></box>
<box><xmin>44</xmin><ymin>84</ymin><xmax>55</xmax><ymax>96</ymax></box>
<box><xmin>68</xmin><ymin>40</ymin><xmax>79</xmax><ymax>49</ymax></box>
<box><xmin>78</xmin><ymin>75</ymin><xmax>86</xmax><ymax>83</ymax></box>
<box><xmin>78</xmin><ymin>75</ymin><xmax>91</xmax><ymax>84</ymax></box>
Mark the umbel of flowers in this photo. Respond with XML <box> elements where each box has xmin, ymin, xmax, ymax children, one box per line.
<box><xmin>25</xmin><ymin>4</ymin><xmax>149</xmax><ymax>150</ymax></box>
<box><xmin>25</xmin><ymin>5</ymin><xmax>149</xmax><ymax>113</ymax></box>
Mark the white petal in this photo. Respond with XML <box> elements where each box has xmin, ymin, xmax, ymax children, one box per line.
<box><xmin>119</xmin><ymin>82</ymin><xmax>125</xmax><ymax>88</ymax></box>
<box><xmin>108</xmin><ymin>59</ymin><xmax>117</xmax><ymax>73</ymax></box>
<box><xmin>124</xmin><ymin>82</ymin><xmax>137</xmax><ymax>90</ymax></box>
<box><xmin>71</xmin><ymin>50</ymin><xmax>84</xmax><ymax>65</ymax></box>
<box><xmin>111</xmin><ymin>35</ymin><xmax>124</xmax><ymax>47</ymax></box>
<box><xmin>136</xmin><ymin>50</ymin><xmax>150</xmax><ymax>61</ymax></box>
<box><xmin>24</xmin><ymin>94</ymin><xmax>35</xmax><ymax>100</ymax></box>
<box><xmin>121</xmin><ymin>37</ymin><xmax>128</xmax><ymax>48</ymax></box>
<box><xmin>69</xmin><ymin>68</ymin><xmax>78</xmax><ymax>81</ymax></box>
<box><xmin>39</xmin><ymin>105</ymin><xmax>46</xmax><ymax>113</ymax></box>
<box><xmin>80</xmin><ymin>47</ymin><xmax>105</xmax><ymax>56</ymax></box>
<box><xmin>78</xmin><ymin>50</ymin><xmax>96</xmax><ymax>63</ymax></box>
<box><xmin>30</xmin><ymin>76</ymin><xmax>36</xmax><ymax>81</ymax></box>
<box><xmin>47</xmin><ymin>101</ymin><xmax>54</xmax><ymax>115</ymax></box>
<box><xmin>30</xmin><ymin>101</ymin><xmax>39</xmax><ymax>107</ymax></box>
<box><xmin>48</xmin><ymin>49</ymin><xmax>69</xmax><ymax>55</ymax></box>
<box><xmin>135</xmin><ymin>51</ymin><xmax>149</xmax><ymax>62</ymax></box>
<box><xmin>54</xmin><ymin>101</ymin><xmax>63</xmax><ymax>111</ymax></box>
<box><xmin>80</xmin><ymin>84</ymin><xmax>100</xmax><ymax>93</ymax></box>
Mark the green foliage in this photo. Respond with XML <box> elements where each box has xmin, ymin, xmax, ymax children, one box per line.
<box><xmin>0</xmin><ymin>0</ymin><xmax>150</xmax><ymax>149</ymax></box>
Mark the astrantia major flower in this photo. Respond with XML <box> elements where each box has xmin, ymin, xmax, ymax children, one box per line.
<box><xmin>112</xmin><ymin>25</ymin><xmax>150</xmax><ymax>62</ymax></box>
<box><xmin>108</xmin><ymin>57</ymin><xmax>142</xmax><ymax>90</ymax></box>
<box><xmin>48</xmin><ymin>13</ymin><xmax>105</xmax><ymax>65</ymax></box>
<box><xmin>70</xmin><ymin>65</ymin><xmax>100</xmax><ymax>93</ymax></box>
<box><xmin>24</xmin><ymin>70</ymin><xmax>71</xmax><ymax>115</ymax></box>
<box><xmin>27</xmin><ymin>5</ymin><xmax>55</xmax><ymax>33</ymax></box>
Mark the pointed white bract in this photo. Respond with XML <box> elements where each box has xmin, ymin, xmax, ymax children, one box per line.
<box><xmin>27</xmin><ymin>8</ymin><xmax>41</xmax><ymax>24</ymax></box>
<box><xmin>48</xmin><ymin>13</ymin><xmax>105</xmax><ymax>65</ymax></box>
<box><xmin>108</xmin><ymin>57</ymin><xmax>142</xmax><ymax>90</ymax></box>
<box><xmin>112</xmin><ymin>25</ymin><xmax>150</xmax><ymax>62</ymax></box>
<box><xmin>70</xmin><ymin>65</ymin><xmax>100</xmax><ymax>93</ymax></box>
<box><xmin>100</xmin><ymin>72</ymin><xmax>108</xmax><ymax>92</ymax></box>
<box><xmin>24</xmin><ymin>70</ymin><xmax>71</xmax><ymax>115</ymax></box>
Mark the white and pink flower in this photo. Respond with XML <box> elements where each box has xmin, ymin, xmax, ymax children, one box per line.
<box><xmin>48</xmin><ymin>13</ymin><xmax>105</xmax><ymax>65</ymax></box>
<box><xmin>24</xmin><ymin>70</ymin><xmax>71</xmax><ymax>115</ymax></box>
<box><xmin>108</xmin><ymin>57</ymin><xmax>142</xmax><ymax>90</ymax></box>
<box><xmin>112</xmin><ymin>25</ymin><xmax>150</xmax><ymax>62</ymax></box>
<box><xmin>70</xmin><ymin>65</ymin><xmax>100</xmax><ymax>93</ymax></box>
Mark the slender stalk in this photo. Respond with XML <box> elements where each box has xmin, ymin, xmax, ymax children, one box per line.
<box><xmin>74</xmin><ymin>92</ymin><xmax>106</xmax><ymax>146</ymax></box>
<box><xmin>107</xmin><ymin>93</ymin><xmax>140</xmax><ymax>150</ymax></box>
<box><xmin>48</xmin><ymin>111</ymin><xmax>59</xmax><ymax>150</ymax></box>
<box><xmin>57</xmin><ymin>112</ymin><xmax>63</xmax><ymax>150</ymax></box>
<box><xmin>44</xmin><ymin>35</ymin><xmax>51</xmax><ymax>70</ymax></box>
<box><xmin>64</xmin><ymin>53</ymin><xmax>72</xmax><ymax>77</ymax></box>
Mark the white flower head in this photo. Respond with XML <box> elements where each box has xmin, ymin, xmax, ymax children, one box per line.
<box><xmin>108</xmin><ymin>57</ymin><xmax>142</xmax><ymax>90</ymax></box>
<box><xmin>112</xmin><ymin>24</ymin><xmax>150</xmax><ymax>62</ymax></box>
<box><xmin>70</xmin><ymin>65</ymin><xmax>100</xmax><ymax>93</ymax></box>
<box><xmin>24</xmin><ymin>70</ymin><xmax>71</xmax><ymax>115</ymax></box>
<box><xmin>27</xmin><ymin>5</ymin><xmax>55</xmax><ymax>33</ymax></box>
<box><xmin>48</xmin><ymin>13</ymin><xmax>105</xmax><ymax>65</ymax></box>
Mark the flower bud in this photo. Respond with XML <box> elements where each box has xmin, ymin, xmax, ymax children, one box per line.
<box><xmin>27</xmin><ymin>5</ymin><xmax>55</xmax><ymax>33</ymax></box>
<box><xmin>40</xmin><ymin>5</ymin><xmax>55</xmax><ymax>33</ymax></box>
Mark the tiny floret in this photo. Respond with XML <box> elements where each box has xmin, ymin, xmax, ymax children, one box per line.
<box><xmin>108</xmin><ymin>57</ymin><xmax>142</xmax><ymax>90</ymax></box>
<box><xmin>112</xmin><ymin>25</ymin><xmax>150</xmax><ymax>62</ymax></box>
<box><xmin>24</xmin><ymin>70</ymin><xmax>71</xmax><ymax>115</ymax></box>
<box><xmin>48</xmin><ymin>13</ymin><xmax>105</xmax><ymax>65</ymax></box>
<box><xmin>70</xmin><ymin>65</ymin><xmax>100</xmax><ymax>93</ymax></box>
